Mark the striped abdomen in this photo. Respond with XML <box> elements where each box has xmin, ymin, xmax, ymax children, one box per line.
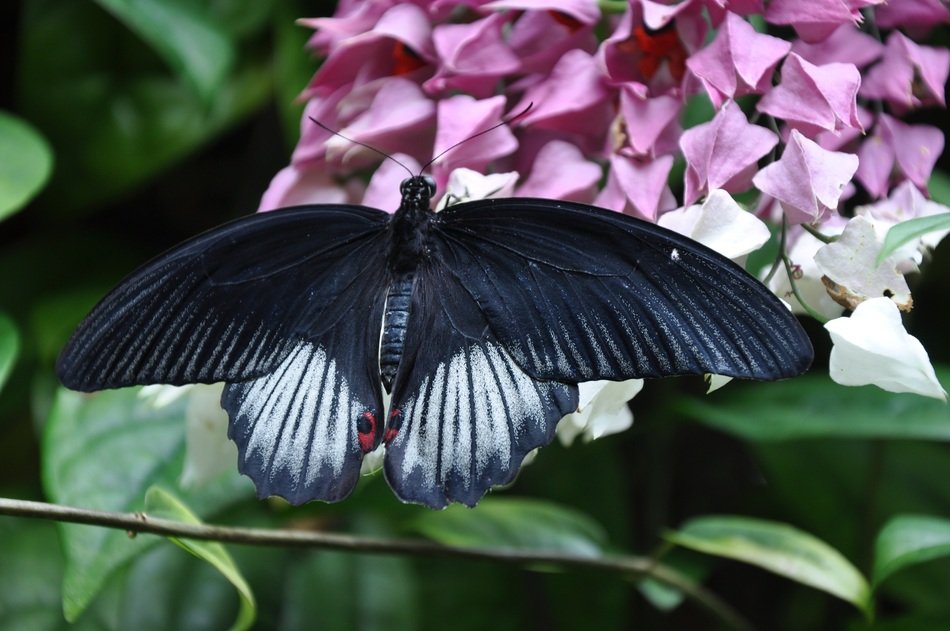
<box><xmin>379</xmin><ymin>272</ymin><xmax>415</xmax><ymax>392</ymax></box>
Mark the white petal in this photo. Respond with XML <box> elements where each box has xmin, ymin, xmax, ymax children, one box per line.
<box><xmin>435</xmin><ymin>168</ymin><xmax>519</xmax><ymax>210</ymax></box>
<box><xmin>814</xmin><ymin>215</ymin><xmax>912</xmax><ymax>311</ymax></box>
<box><xmin>139</xmin><ymin>384</ymin><xmax>193</xmax><ymax>408</ymax></box>
<box><xmin>705</xmin><ymin>373</ymin><xmax>733</xmax><ymax>393</ymax></box>
<box><xmin>824</xmin><ymin>297</ymin><xmax>947</xmax><ymax>401</ymax></box>
<box><xmin>180</xmin><ymin>383</ymin><xmax>238</xmax><ymax>488</ymax></box>
<box><xmin>766</xmin><ymin>222</ymin><xmax>847</xmax><ymax>320</ymax></box>
<box><xmin>556</xmin><ymin>379</ymin><xmax>644</xmax><ymax>445</ymax></box>
<box><xmin>659</xmin><ymin>190</ymin><xmax>770</xmax><ymax>260</ymax></box>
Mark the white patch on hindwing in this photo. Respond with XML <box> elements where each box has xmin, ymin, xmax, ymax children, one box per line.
<box><xmin>233</xmin><ymin>342</ymin><xmax>360</xmax><ymax>488</ymax></box>
<box><xmin>394</xmin><ymin>341</ymin><xmax>546</xmax><ymax>491</ymax></box>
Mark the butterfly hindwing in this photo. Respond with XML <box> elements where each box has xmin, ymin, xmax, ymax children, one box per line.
<box><xmin>434</xmin><ymin>198</ymin><xmax>813</xmax><ymax>383</ymax></box>
<box><xmin>222</xmin><ymin>280</ymin><xmax>387</xmax><ymax>504</ymax></box>
<box><xmin>383</xmin><ymin>264</ymin><xmax>578</xmax><ymax>508</ymax></box>
<box><xmin>57</xmin><ymin>205</ymin><xmax>389</xmax><ymax>390</ymax></box>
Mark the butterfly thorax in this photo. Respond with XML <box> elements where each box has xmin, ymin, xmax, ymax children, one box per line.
<box><xmin>380</xmin><ymin>175</ymin><xmax>436</xmax><ymax>392</ymax></box>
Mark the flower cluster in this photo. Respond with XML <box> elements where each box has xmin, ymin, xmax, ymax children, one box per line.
<box><xmin>264</xmin><ymin>0</ymin><xmax>949</xmax><ymax>441</ymax></box>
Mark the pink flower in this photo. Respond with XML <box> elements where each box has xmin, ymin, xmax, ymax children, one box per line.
<box><xmin>500</xmin><ymin>8</ymin><xmax>598</xmax><ymax>77</ymax></box>
<box><xmin>860</xmin><ymin>31</ymin><xmax>950</xmax><ymax>110</ymax></box>
<box><xmin>679</xmin><ymin>101</ymin><xmax>779</xmax><ymax>205</ymax></box>
<box><xmin>325</xmin><ymin>78</ymin><xmax>436</xmax><ymax>168</ymax></box>
<box><xmin>686</xmin><ymin>12</ymin><xmax>791</xmax><ymax>108</ymax></box>
<box><xmin>301</xmin><ymin>4</ymin><xmax>434</xmax><ymax>98</ymax></box>
<box><xmin>764</xmin><ymin>0</ymin><xmax>880</xmax><ymax>43</ymax></box>
<box><xmin>752</xmin><ymin>129</ymin><xmax>859</xmax><ymax>224</ymax></box>
<box><xmin>430</xmin><ymin>95</ymin><xmax>518</xmax><ymax>187</ymax></box>
<box><xmin>595</xmin><ymin>154</ymin><xmax>676</xmax><ymax>221</ymax></box>
<box><xmin>617</xmin><ymin>83</ymin><xmax>682</xmax><ymax>158</ymax></box>
<box><xmin>424</xmin><ymin>13</ymin><xmax>521</xmax><ymax>97</ymax></box>
<box><xmin>875</xmin><ymin>114</ymin><xmax>944</xmax><ymax>192</ymax></box>
<box><xmin>485</xmin><ymin>0</ymin><xmax>601</xmax><ymax>25</ymax></box>
<box><xmin>258</xmin><ymin>165</ymin><xmax>362</xmax><ymax>212</ymax></box>
<box><xmin>790</xmin><ymin>24</ymin><xmax>883</xmax><ymax>68</ymax></box>
<box><xmin>510</xmin><ymin>49</ymin><xmax>612</xmax><ymax>146</ymax></box>
<box><xmin>361</xmin><ymin>154</ymin><xmax>423</xmax><ymax>212</ymax></box>
<box><xmin>598</xmin><ymin>4</ymin><xmax>693</xmax><ymax>92</ymax></box>
<box><xmin>756</xmin><ymin>53</ymin><xmax>863</xmax><ymax>135</ymax></box>
<box><xmin>515</xmin><ymin>140</ymin><xmax>602</xmax><ymax>202</ymax></box>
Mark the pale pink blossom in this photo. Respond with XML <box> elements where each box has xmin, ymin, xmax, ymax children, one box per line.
<box><xmin>861</xmin><ymin>31</ymin><xmax>950</xmax><ymax>110</ymax></box>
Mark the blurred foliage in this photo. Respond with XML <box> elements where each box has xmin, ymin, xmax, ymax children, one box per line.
<box><xmin>1</xmin><ymin>1</ymin><xmax>949</xmax><ymax>630</ymax></box>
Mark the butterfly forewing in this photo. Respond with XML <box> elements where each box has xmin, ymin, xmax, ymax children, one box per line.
<box><xmin>434</xmin><ymin>198</ymin><xmax>813</xmax><ymax>383</ymax></box>
<box><xmin>56</xmin><ymin>205</ymin><xmax>389</xmax><ymax>390</ymax></box>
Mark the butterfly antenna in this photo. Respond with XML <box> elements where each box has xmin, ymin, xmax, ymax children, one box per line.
<box><xmin>308</xmin><ymin>117</ymin><xmax>414</xmax><ymax>178</ymax></box>
<box><xmin>419</xmin><ymin>102</ymin><xmax>534</xmax><ymax>174</ymax></box>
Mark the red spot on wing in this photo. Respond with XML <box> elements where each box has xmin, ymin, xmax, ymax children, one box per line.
<box><xmin>384</xmin><ymin>409</ymin><xmax>403</xmax><ymax>444</ymax></box>
<box><xmin>357</xmin><ymin>411</ymin><xmax>378</xmax><ymax>453</ymax></box>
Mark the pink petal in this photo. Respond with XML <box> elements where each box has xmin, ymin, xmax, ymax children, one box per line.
<box><xmin>686</xmin><ymin>12</ymin><xmax>791</xmax><ymax>108</ymax></box>
<box><xmin>757</xmin><ymin>53</ymin><xmax>863</xmax><ymax>134</ymax></box>
<box><xmin>424</xmin><ymin>13</ymin><xmax>521</xmax><ymax>97</ymax></box>
<box><xmin>875</xmin><ymin>0</ymin><xmax>950</xmax><ymax>30</ymax></box>
<box><xmin>485</xmin><ymin>0</ymin><xmax>601</xmax><ymax>24</ymax></box>
<box><xmin>860</xmin><ymin>32</ymin><xmax>949</xmax><ymax>109</ymax></box>
<box><xmin>764</xmin><ymin>0</ymin><xmax>871</xmax><ymax>43</ymax></box>
<box><xmin>327</xmin><ymin>78</ymin><xmax>436</xmax><ymax>167</ymax></box>
<box><xmin>791</xmin><ymin>24</ymin><xmax>884</xmax><ymax>68</ymax></box>
<box><xmin>504</xmin><ymin>10</ymin><xmax>598</xmax><ymax>76</ymax></box>
<box><xmin>515</xmin><ymin>140</ymin><xmax>602</xmax><ymax>202</ymax></box>
<box><xmin>258</xmin><ymin>165</ymin><xmax>360</xmax><ymax>212</ymax></box>
<box><xmin>608</xmin><ymin>154</ymin><xmax>676</xmax><ymax>221</ymax></box>
<box><xmin>878</xmin><ymin>114</ymin><xmax>945</xmax><ymax>191</ymax></box>
<box><xmin>679</xmin><ymin>101</ymin><xmax>778</xmax><ymax>205</ymax></box>
<box><xmin>619</xmin><ymin>83</ymin><xmax>682</xmax><ymax>157</ymax></box>
<box><xmin>511</xmin><ymin>49</ymin><xmax>612</xmax><ymax>141</ymax></box>
<box><xmin>752</xmin><ymin>129</ymin><xmax>859</xmax><ymax>224</ymax></box>
<box><xmin>855</xmin><ymin>134</ymin><xmax>895</xmax><ymax>199</ymax></box>
<box><xmin>431</xmin><ymin>95</ymin><xmax>518</xmax><ymax>185</ymax></box>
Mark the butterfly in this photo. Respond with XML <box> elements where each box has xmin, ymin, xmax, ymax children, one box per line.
<box><xmin>57</xmin><ymin>174</ymin><xmax>813</xmax><ymax>509</ymax></box>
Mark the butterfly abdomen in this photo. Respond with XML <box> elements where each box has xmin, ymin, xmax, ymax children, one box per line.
<box><xmin>379</xmin><ymin>272</ymin><xmax>415</xmax><ymax>392</ymax></box>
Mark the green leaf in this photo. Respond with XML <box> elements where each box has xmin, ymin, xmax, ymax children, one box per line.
<box><xmin>676</xmin><ymin>368</ymin><xmax>950</xmax><ymax>442</ymax></box>
<box><xmin>666</xmin><ymin>515</ymin><xmax>872</xmax><ymax>616</ymax></box>
<box><xmin>42</xmin><ymin>386</ymin><xmax>253</xmax><ymax>621</ymax></box>
<box><xmin>877</xmin><ymin>214</ymin><xmax>950</xmax><ymax>266</ymax></box>
<box><xmin>930</xmin><ymin>170</ymin><xmax>950</xmax><ymax>205</ymax></box>
<box><xmin>0</xmin><ymin>111</ymin><xmax>53</xmax><ymax>220</ymax></box>
<box><xmin>18</xmin><ymin>0</ymin><xmax>271</xmax><ymax>210</ymax></box>
<box><xmin>874</xmin><ymin>515</ymin><xmax>950</xmax><ymax>587</ymax></box>
<box><xmin>411</xmin><ymin>497</ymin><xmax>607</xmax><ymax>557</ymax></box>
<box><xmin>92</xmin><ymin>0</ymin><xmax>234</xmax><ymax>102</ymax></box>
<box><xmin>144</xmin><ymin>486</ymin><xmax>256</xmax><ymax>631</ymax></box>
<box><xmin>0</xmin><ymin>313</ymin><xmax>19</xmax><ymax>395</ymax></box>
<box><xmin>0</xmin><ymin>518</ymin><xmax>67</xmax><ymax>631</ymax></box>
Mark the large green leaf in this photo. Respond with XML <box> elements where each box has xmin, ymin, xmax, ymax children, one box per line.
<box><xmin>666</xmin><ymin>515</ymin><xmax>872</xmax><ymax>616</ymax></box>
<box><xmin>42</xmin><ymin>387</ymin><xmax>253</xmax><ymax>621</ymax></box>
<box><xmin>411</xmin><ymin>497</ymin><xmax>607</xmax><ymax>557</ymax></box>
<box><xmin>144</xmin><ymin>487</ymin><xmax>255</xmax><ymax>631</ymax></box>
<box><xmin>676</xmin><ymin>369</ymin><xmax>950</xmax><ymax>442</ymax></box>
<box><xmin>92</xmin><ymin>0</ymin><xmax>234</xmax><ymax>102</ymax></box>
<box><xmin>0</xmin><ymin>518</ymin><xmax>67</xmax><ymax>631</ymax></box>
<box><xmin>18</xmin><ymin>0</ymin><xmax>271</xmax><ymax>211</ymax></box>
<box><xmin>0</xmin><ymin>313</ymin><xmax>19</xmax><ymax>395</ymax></box>
<box><xmin>0</xmin><ymin>111</ymin><xmax>52</xmax><ymax>220</ymax></box>
<box><xmin>874</xmin><ymin>515</ymin><xmax>950</xmax><ymax>587</ymax></box>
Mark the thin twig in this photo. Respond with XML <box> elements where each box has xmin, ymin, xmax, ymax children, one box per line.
<box><xmin>0</xmin><ymin>497</ymin><xmax>754</xmax><ymax>631</ymax></box>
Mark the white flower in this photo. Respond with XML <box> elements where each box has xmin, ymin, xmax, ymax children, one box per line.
<box><xmin>179</xmin><ymin>383</ymin><xmax>237</xmax><ymax>488</ymax></box>
<box><xmin>658</xmin><ymin>189</ymin><xmax>771</xmax><ymax>261</ymax></box>
<box><xmin>824</xmin><ymin>297</ymin><xmax>947</xmax><ymax>401</ymax></box>
<box><xmin>815</xmin><ymin>215</ymin><xmax>913</xmax><ymax>311</ymax></box>
<box><xmin>557</xmin><ymin>379</ymin><xmax>644</xmax><ymax>445</ymax></box>
<box><xmin>435</xmin><ymin>168</ymin><xmax>519</xmax><ymax>210</ymax></box>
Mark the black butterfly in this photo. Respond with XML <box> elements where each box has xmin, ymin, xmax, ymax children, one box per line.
<box><xmin>58</xmin><ymin>175</ymin><xmax>812</xmax><ymax>508</ymax></box>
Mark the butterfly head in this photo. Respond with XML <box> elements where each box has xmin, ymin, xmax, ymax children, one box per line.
<box><xmin>400</xmin><ymin>175</ymin><xmax>436</xmax><ymax>208</ymax></box>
